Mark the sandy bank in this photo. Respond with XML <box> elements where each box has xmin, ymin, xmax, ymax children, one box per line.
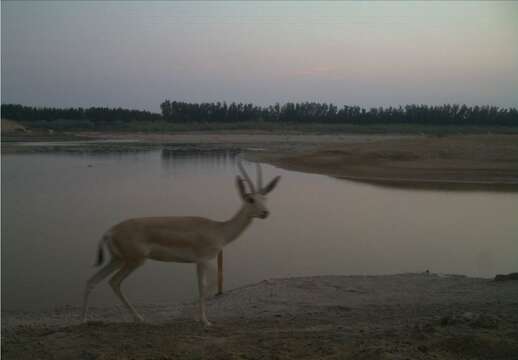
<box><xmin>3</xmin><ymin>274</ymin><xmax>518</xmax><ymax>359</ymax></box>
<box><xmin>254</xmin><ymin>135</ymin><xmax>518</xmax><ymax>190</ymax></box>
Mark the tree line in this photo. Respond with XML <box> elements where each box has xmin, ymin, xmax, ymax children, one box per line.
<box><xmin>1</xmin><ymin>104</ymin><xmax>161</xmax><ymax>123</ymax></box>
<box><xmin>2</xmin><ymin>102</ymin><xmax>517</xmax><ymax>126</ymax></box>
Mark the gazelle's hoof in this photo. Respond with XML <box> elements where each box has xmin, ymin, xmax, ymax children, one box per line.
<box><xmin>194</xmin><ymin>313</ymin><xmax>211</xmax><ymax>326</ymax></box>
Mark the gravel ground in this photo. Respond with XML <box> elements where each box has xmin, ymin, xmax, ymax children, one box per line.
<box><xmin>3</xmin><ymin>274</ymin><xmax>518</xmax><ymax>359</ymax></box>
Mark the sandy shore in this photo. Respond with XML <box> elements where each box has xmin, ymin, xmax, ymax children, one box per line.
<box><xmin>2</xmin><ymin>274</ymin><xmax>518</xmax><ymax>359</ymax></box>
<box><xmin>253</xmin><ymin>134</ymin><xmax>518</xmax><ymax>190</ymax></box>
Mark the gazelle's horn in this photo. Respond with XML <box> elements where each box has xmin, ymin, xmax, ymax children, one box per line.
<box><xmin>256</xmin><ymin>163</ymin><xmax>263</xmax><ymax>190</ymax></box>
<box><xmin>237</xmin><ymin>159</ymin><xmax>256</xmax><ymax>193</ymax></box>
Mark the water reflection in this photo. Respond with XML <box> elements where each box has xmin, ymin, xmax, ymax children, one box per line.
<box><xmin>342</xmin><ymin>177</ymin><xmax>518</xmax><ymax>193</ymax></box>
<box><xmin>161</xmin><ymin>147</ymin><xmax>240</xmax><ymax>171</ymax></box>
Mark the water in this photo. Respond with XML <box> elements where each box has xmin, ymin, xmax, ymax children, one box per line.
<box><xmin>2</xmin><ymin>149</ymin><xmax>518</xmax><ymax>311</ymax></box>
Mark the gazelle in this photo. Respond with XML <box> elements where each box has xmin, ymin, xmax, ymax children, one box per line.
<box><xmin>81</xmin><ymin>161</ymin><xmax>280</xmax><ymax>326</ymax></box>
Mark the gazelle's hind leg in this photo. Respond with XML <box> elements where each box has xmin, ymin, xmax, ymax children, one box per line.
<box><xmin>82</xmin><ymin>259</ymin><xmax>122</xmax><ymax>322</ymax></box>
<box><xmin>196</xmin><ymin>262</ymin><xmax>211</xmax><ymax>326</ymax></box>
<box><xmin>200</xmin><ymin>260</ymin><xmax>217</xmax><ymax>296</ymax></box>
<box><xmin>109</xmin><ymin>261</ymin><xmax>145</xmax><ymax>322</ymax></box>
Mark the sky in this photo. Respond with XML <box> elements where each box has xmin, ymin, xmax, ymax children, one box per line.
<box><xmin>2</xmin><ymin>1</ymin><xmax>517</xmax><ymax>112</ymax></box>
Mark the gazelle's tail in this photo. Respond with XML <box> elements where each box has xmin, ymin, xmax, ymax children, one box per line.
<box><xmin>95</xmin><ymin>231</ymin><xmax>111</xmax><ymax>266</ymax></box>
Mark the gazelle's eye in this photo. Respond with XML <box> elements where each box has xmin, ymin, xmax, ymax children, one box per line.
<box><xmin>247</xmin><ymin>197</ymin><xmax>255</xmax><ymax>204</ymax></box>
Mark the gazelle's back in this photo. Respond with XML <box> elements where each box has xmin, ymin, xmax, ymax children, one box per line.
<box><xmin>108</xmin><ymin>216</ymin><xmax>223</xmax><ymax>263</ymax></box>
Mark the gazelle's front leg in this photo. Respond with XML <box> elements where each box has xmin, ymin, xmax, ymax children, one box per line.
<box><xmin>196</xmin><ymin>261</ymin><xmax>211</xmax><ymax>326</ymax></box>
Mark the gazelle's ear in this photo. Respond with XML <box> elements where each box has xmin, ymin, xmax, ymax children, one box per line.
<box><xmin>261</xmin><ymin>176</ymin><xmax>281</xmax><ymax>195</ymax></box>
<box><xmin>236</xmin><ymin>176</ymin><xmax>248</xmax><ymax>199</ymax></box>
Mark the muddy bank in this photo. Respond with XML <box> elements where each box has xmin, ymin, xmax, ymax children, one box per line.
<box><xmin>3</xmin><ymin>274</ymin><xmax>518</xmax><ymax>359</ymax></box>
<box><xmin>254</xmin><ymin>135</ymin><xmax>518</xmax><ymax>190</ymax></box>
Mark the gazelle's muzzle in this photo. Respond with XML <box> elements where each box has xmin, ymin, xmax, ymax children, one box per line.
<box><xmin>259</xmin><ymin>211</ymin><xmax>269</xmax><ymax>219</ymax></box>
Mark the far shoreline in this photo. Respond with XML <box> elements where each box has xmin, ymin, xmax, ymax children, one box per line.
<box><xmin>3</xmin><ymin>130</ymin><xmax>518</xmax><ymax>190</ymax></box>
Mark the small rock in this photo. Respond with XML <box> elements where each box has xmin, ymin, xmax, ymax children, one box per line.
<box><xmin>423</xmin><ymin>323</ymin><xmax>435</xmax><ymax>333</ymax></box>
<box><xmin>471</xmin><ymin>314</ymin><xmax>499</xmax><ymax>329</ymax></box>
<box><xmin>440</xmin><ymin>316</ymin><xmax>454</xmax><ymax>326</ymax></box>
<box><xmin>414</xmin><ymin>322</ymin><xmax>435</xmax><ymax>333</ymax></box>
<box><xmin>462</xmin><ymin>312</ymin><xmax>476</xmax><ymax>321</ymax></box>
<box><xmin>80</xmin><ymin>350</ymin><xmax>97</xmax><ymax>360</ymax></box>
<box><xmin>494</xmin><ymin>273</ymin><xmax>518</xmax><ymax>281</ymax></box>
<box><xmin>417</xmin><ymin>345</ymin><xmax>428</xmax><ymax>353</ymax></box>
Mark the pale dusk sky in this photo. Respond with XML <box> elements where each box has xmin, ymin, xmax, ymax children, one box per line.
<box><xmin>2</xmin><ymin>1</ymin><xmax>517</xmax><ymax>111</ymax></box>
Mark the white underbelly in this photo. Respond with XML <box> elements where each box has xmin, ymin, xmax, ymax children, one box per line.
<box><xmin>147</xmin><ymin>245</ymin><xmax>198</xmax><ymax>263</ymax></box>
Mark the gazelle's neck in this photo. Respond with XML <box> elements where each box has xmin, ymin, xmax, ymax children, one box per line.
<box><xmin>221</xmin><ymin>203</ymin><xmax>254</xmax><ymax>245</ymax></box>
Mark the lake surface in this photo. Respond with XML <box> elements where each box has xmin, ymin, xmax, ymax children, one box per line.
<box><xmin>2</xmin><ymin>149</ymin><xmax>518</xmax><ymax>311</ymax></box>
